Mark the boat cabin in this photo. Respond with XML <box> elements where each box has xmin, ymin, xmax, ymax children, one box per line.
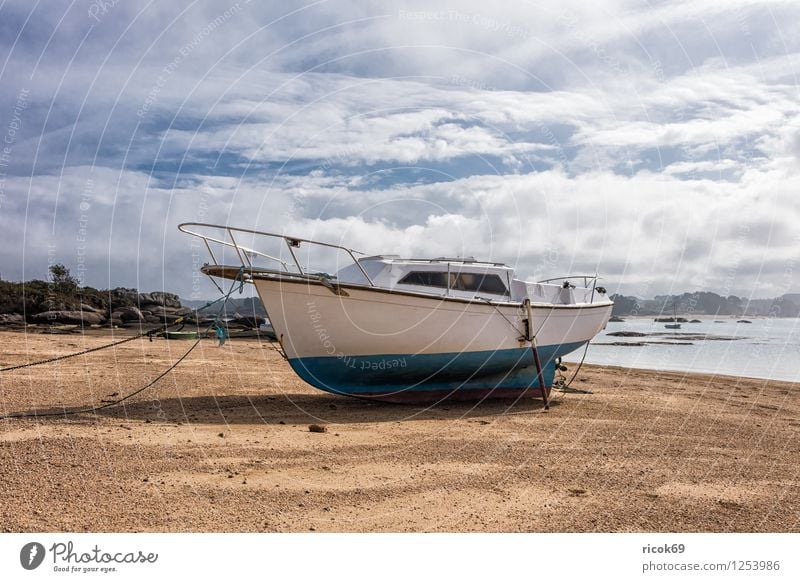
<box><xmin>334</xmin><ymin>256</ymin><xmax>595</xmax><ymax>305</ymax></box>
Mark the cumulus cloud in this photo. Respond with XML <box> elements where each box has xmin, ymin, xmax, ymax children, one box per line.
<box><xmin>0</xmin><ymin>0</ymin><xmax>798</xmax><ymax>299</ymax></box>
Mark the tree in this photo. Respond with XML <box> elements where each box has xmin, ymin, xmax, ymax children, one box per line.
<box><xmin>49</xmin><ymin>263</ymin><xmax>79</xmax><ymax>294</ymax></box>
<box><xmin>610</xmin><ymin>294</ymin><xmax>639</xmax><ymax>316</ymax></box>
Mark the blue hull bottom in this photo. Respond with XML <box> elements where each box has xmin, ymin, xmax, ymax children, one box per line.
<box><xmin>287</xmin><ymin>342</ymin><xmax>584</xmax><ymax>403</ymax></box>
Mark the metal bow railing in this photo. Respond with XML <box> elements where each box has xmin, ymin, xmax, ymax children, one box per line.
<box><xmin>178</xmin><ymin>222</ymin><xmax>375</xmax><ymax>286</ymax></box>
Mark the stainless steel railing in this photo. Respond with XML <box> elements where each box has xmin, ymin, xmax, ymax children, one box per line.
<box><xmin>537</xmin><ymin>275</ymin><xmax>599</xmax><ymax>288</ymax></box>
<box><xmin>178</xmin><ymin>222</ymin><xmax>375</xmax><ymax>286</ymax></box>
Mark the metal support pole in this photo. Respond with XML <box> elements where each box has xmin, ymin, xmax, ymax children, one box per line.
<box><xmin>525</xmin><ymin>299</ymin><xmax>549</xmax><ymax>410</ymax></box>
<box><xmin>531</xmin><ymin>336</ymin><xmax>549</xmax><ymax>410</ymax></box>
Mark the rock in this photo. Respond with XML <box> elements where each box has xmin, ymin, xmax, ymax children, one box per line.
<box><xmin>107</xmin><ymin>288</ymin><xmax>183</xmax><ymax>312</ymax></box>
<box><xmin>308</xmin><ymin>424</ymin><xmax>327</xmax><ymax>433</ymax></box>
<box><xmin>108</xmin><ymin>288</ymin><xmax>139</xmax><ymax>307</ymax></box>
<box><xmin>0</xmin><ymin>313</ymin><xmax>24</xmax><ymax>325</ymax></box>
<box><xmin>138</xmin><ymin>292</ymin><xmax>182</xmax><ymax>309</ymax></box>
<box><xmin>147</xmin><ymin>305</ymin><xmax>191</xmax><ymax>319</ymax></box>
<box><xmin>79</xmin><ymin>303</ymin><xmax>102</xmax><ymax>313</ymax></box>
<box><xmin>231</xmin><ymin>316</ymin><xmax>265</xmax><ymax>329</ymax></box>
<box><xmin>606</xmin><ymin>331</ymin><xmax>647</xmax><ymax>337</ymax></box>
<box><xmin>144</xmin><ymin>315</ymin><xmax>161</xmax><ymax>324</ymax></box>
<box><xmin>609</xmin><ymin>316</ymin><xmax>625</xmax><ymax>322</ymax></box>
<box><xmin>114</xmin><ymin>306</ymin><xmax>144</xmax><ymax>322</ymax></box>
<box><xmin>737</xmin><ymin>320</ymin><xmax>753</xmax><ymax>323</ymax></box>
<box><xmin>152</xmin><ymin>312</ymin><xmax>186</xmax><ymax>324</ymax></box>
<box><xmin>30</xmin><ymin>311</ymin><xmax>106</xmax><ymax>325</ymax></box>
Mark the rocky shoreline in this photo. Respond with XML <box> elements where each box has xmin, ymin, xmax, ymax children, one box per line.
<box><xmin>0</xmin><ymin>287</ymin><xmax>266</xmax><ymax>333</ymax></box>
<box><xmin>1</xmin><ymin>289</ymin><xmax>188</xmax><ymax>328</ymax></box>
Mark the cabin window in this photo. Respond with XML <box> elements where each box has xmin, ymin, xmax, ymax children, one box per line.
<box><xmin>398</xmin><ymin>271</ymin><xmax>508</xmax><ymax>295</ymax></box>
<box><xmin>397</xmin><ymin>271</ymin><xmax>449</xmax><ymax>288</ymax></box>
<box><xmin>452</xmin><ymin>273</ymin><xmax>508</xmax><ymax>295</ymax></box>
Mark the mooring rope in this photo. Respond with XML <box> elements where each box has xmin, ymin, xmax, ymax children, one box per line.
<box><xmin>0</xmin><ymin>285</ymin><xmax>243</xmax><ymax>373</ymax></box>
<box><xmin>0</xmin><ymin>268</ymin><xmax>247</xmax><ymax>420</ymax></box>
<box><xmin>0</xmin><ymin>340</ymin><xmax>200</xmax><ymax>420</ymax></box>
<box><xmin>478</xmin><ymin>298</ymin><xmax>524</xmax><ymax>338</ymax></box>
<box><xmin>479</xmin><ymin>297</ymin><xmax>592</xmax><ymax>395</ymax></box>
<box><xmin>556</xmin><ymin>341</ymin><xmax>593</xmax><ymax>394</ymax></box>
<box><xmin>1</xmin><ymin>331</ymin><xmax>154</xmax><ymax>372</ymax></box>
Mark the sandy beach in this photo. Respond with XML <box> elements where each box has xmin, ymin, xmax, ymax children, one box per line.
<box><xmin>1</xmin><ymin>328</ymin><xmax>798</xmax><ymax>532</ymax></box>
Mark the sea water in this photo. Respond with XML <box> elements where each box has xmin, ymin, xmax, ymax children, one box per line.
<box><xmin>564</xmin><ymin>317</ymin><xmax>800</xmax><ymax>383</ymax></box>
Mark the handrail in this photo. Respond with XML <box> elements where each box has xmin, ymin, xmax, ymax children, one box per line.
<box><xmin>537</xmin><ymin>274</ymin><xmax>599</xmax><ymax>288</ymax></box>
<box><xmin>180</xmin><ymin>223</ymin><xmax>291</xmax><ymax>270</ymax></box>
<box><xmin>178</xmin><ymin>222</ymin><xmax>375</xmax><ymax>286</ymax></box>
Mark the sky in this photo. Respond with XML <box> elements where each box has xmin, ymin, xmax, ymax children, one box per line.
<box><xmin>0</xmin><ymin>0</ymin><xmax>798</xmax><ymax>300</ymax></box>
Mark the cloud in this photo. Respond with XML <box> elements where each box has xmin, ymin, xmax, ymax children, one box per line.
<box><xmin>1</xmin><ymin>0</ymin><xmax>798</xmax><ymax>300</ymax></box>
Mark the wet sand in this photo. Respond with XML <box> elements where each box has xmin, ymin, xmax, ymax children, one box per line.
<box><xmin>1</xmin><ymin>329</ymin><xmax>798</xmax><ymax>532</ymax></box>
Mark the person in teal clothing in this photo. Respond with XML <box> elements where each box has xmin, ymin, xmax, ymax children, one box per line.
<box><xmin>214</xmin><ymin>323</ymin><xmax>228</xmax><ymax>347</ymax></box>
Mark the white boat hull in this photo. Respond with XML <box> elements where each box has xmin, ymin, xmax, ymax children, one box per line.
<box><xmin>253</xmin><ymin>276</ymin><xmax>612</xmax><ymax>402</ymax></box>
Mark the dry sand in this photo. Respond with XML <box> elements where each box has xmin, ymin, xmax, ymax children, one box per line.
<box><xmin>1</xmin><ymin>328</ymin><xmax>798</xmax><ymax>532</ymax></box>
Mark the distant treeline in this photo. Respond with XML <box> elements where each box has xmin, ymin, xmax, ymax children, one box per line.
<box><xmin>610</xmin><ymin>291</ymin><xmax>800</xmax><ymax>318</ymax></box>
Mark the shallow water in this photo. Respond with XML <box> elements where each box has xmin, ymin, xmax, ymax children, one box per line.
<box><xmin>564</xmin><ymin>317</ymin><xmax>800</xmax><ymax>383</ymax></box>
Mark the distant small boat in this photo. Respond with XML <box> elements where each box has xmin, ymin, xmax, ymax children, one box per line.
<box><xmin>259</xmin><ymin>320</ymin><xmax>277</xmax><ymax>340</ymax></box>
<box><xmin>165</xmin><ymin>330</ymin><xmax>200</xmax><ymax>340</ymax></box>
<box><xmin>664</xmin><ymin>302</ymin><xmax>681</xmax><ymax>329</ymax></box>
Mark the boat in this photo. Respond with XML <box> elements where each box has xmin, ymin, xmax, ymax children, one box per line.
<box><xmin>164</xmin><ymin>330</ymin><xmax>200</xmax><ymax>340</ymax></box>
<box><xmin>258</xmin><ymin>319</ymin><xmax>277</xmax><ymax>340</ymax></box>
<box><xmin>179</xmin><ymin>223</ymin><xmax>614</xmax><ymax>403</ymax></box>
<box><xmin>663</xmin><ymin>302</ymin><xmax>681</xmax><ymax>329</ymax></box>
